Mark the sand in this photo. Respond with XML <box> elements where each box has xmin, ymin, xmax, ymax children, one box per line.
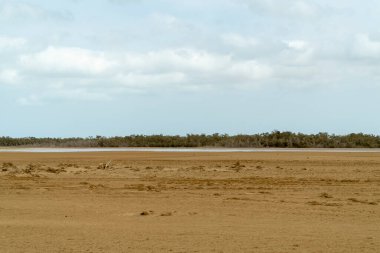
<box><xmin>0</xmin><ymin>151</ymin><xmax>379</xmax><ymax>252</ymax></box>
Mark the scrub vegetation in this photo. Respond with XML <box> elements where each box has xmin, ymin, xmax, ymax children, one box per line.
<box><xmin>1</xmin><ymin>131</ymin><xmax>380</xmax><ymax>148</ymax></box>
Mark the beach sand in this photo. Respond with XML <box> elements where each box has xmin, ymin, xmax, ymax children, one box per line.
<box><xmin>0</xmin><ymin>151</ymin><xmax>379</xmax><ymax>252</ymax></box>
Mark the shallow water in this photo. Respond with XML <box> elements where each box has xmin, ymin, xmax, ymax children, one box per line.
<box><xmin>1</xmin><ymin>147</ymin><xmax>380</xmax><ymax>153</ymax></box>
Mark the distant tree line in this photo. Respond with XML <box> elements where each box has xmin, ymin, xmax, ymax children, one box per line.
<box><xmin>1</xmin><ymin>132</ymin><xmax>380</xmax><ymax>148</ymax></box>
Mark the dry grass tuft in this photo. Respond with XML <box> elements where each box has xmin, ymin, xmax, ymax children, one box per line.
<box><xmin>320</xmin><ymin>192</ymin><xmax>333</xmax><ymax>199</ymax></box>
<box><xmin>348</xmin><ymin>198</ymin><xmax>378</xmax><ymax>205</ymax></box>
<box><xmin>97</xmin><ymin>160</ymin><xmax>112</xmax><ymax>170</ymax></box>
<box><xmin>46</xmin><ymin>167</ymin><xmax>66</xmax><ymax>174</ymax></box>
<box><xmin>23</xmin><ymin>163</ymin><xmax>41</xmax><ymax>174</ymax></box>
<box><xmin>1</xmin><ymin>162</ymin><xmax>17</xmax><ymax>172</ymax></box>
<box><xmin>160</xmin><ymin>211</ymin><xmax>174</xmax><ymax>216</ymax></box>
<box><xmin>140</xmin><ymin>210</ymin><xmax>154</xmax><ymax>216</ymax></box>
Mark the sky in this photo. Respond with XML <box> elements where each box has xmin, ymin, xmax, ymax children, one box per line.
<box><xmin>1</xmin><ymin>0</ymin><xmax>380</xmax><ymax>137</ymax></box>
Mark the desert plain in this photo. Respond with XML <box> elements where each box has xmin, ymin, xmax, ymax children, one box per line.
<box><xmin>0</xmin><ymin>151</ymin><xmax>379</xmax><ymax>252</ymax></box>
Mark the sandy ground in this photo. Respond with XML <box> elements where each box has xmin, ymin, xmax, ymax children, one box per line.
<box><xmin>0</xmin><ymin>151</ymin><xmax>379</xmax><ymax>253</ymax></box>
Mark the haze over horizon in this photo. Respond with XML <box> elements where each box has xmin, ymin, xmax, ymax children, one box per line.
<box><xmin>1</xmin><ymin>0</ymin><xmax>380</xmax><ymax>137</ymax></box>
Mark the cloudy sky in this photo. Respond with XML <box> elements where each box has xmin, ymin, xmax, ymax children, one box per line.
<box><xmin>1</xmin><ymin>0</ymin><xmax>380</xmax><ymax>137</ymax></box>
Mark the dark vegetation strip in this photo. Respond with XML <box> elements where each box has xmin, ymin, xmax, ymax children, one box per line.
<box><xmin>1</xmin><ymin>131</ymin><xmax>380</xmax><ymax>148</ymax></box>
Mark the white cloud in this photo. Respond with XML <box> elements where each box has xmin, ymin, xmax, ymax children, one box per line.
<box><xmin>0</xmin><ymin>36</ymin><xmax>27</xmax><ymax>50</ymax></box>
<box><xmin>237</xmin><ymin>0</ymin><xmax>320</xmax><ymax>17</ymax></box>
<box><xmin>352</xmin><ymin>34</ymin><xmax>380</xmax><ymax>59</ymax></box>
<box><xmin>2</xmin><ymin>1</ymin><xmax>378</xmax><ymax>105</ymax></box>
<box><xmin>0</xmin><ymin>2</ymin><xmax>44</xmax><ymax>19</ymax></box>
<box><xmin>285</xmin><ymin>40</ymin><xmax>308</xmax><ymax>51</ymax></box>
<box><xmin>151</xmin><ymin>13</ymin><xmax>180</xmax><ymax>27</ymax></box>
<box><xmin>119</xmin><ymin>49</ymin><xmax>272</xmax><ymax>87</ymax></box>
<box><xmin>227</xmin><ymin>60</ymin><xmax>272</xmax><ymax>80</ymax></box>
<box><xmin>222</xmin><ymin>34</ymin><xmax>258</xmax><ymax>49</ymax></box>
<box><xmin>17</xmin><ymin>95</ymin><xmax>43</xmax><ymax>106</ymax></box>
<box><xmin>115</xmin><ymin>72</ymin><xmax>187</xmax><ymax>88</ymax></box>
<box><xmin>107</xmin><ymin>0</ymin><xmax>142</xmax><ymax>4</ymax></box>
<box><xmin>0</xmin><ymin>69</ymin><xmax>20</xmax><ymax>84</ymax></box>
<box><xmin>20</xmin><ymin>47</ymin><xmax>114</xmax><ymax>75</ymax></box>
<box><xmin>50</xmin><ymin>88</ymin><xmax>112</xmax><ymax>101</ymax></box>
<box><xmin>12</xmin><ymin>46</ymin><xmax>274</xmax><ymax>103</ymax></box>
<box><xmin>281</xmin><ymin>40</ymin><xmax>315</xmax><ymax>65</ymax></box>
<box><xmin>0</xmin><ymin>2</ymin><xmax>72</xmax><ymax>21</ymax></box>
<box><xmin>122</xmin><ymin>49</ymin><xmax>231</xmax><ymax>73</ymax></box>
<box><xmin>16</xmin><ymin>88</ymin><xmax>112</xmax><ymax>106</ymax></box>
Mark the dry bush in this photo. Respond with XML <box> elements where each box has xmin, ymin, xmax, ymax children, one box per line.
<box><xmin>160</xmin><ymin>211</ymin><xmax>174</xmax><ymax>216</ymax></box>
<box><xmin>189</xmin><ymin>166</ymin><xmax>205</xmax><ymax>171</ymax></box>
<box><xmin>23</xmin><ymin>163</ymin><xmax>40</xmax><ymax>174</ymax></box>
<box><xmin>307</xmin><ymin>201</ymin><xmax>342</xmax><ymax>207</ymax></box>
<box><xmin>58</xmin><ymin>163</ymin><xmax>79</xmax><ymax>168</ymax></box>
<box><xmin>231</xmin><ymin>161</ymin><xmax>245</xmax><ymax>172</ymax></box>
<box><xmin>97</xmin><ymin>160</ymin><xmax>112</xmax><ymax>170</ymax></box>
<box><xmin>140</xmin><ymin>210</ymin><xmax>154</xmax><ymax>216</ymax></box>
<box><xmin>1</xmin><ymin>162</ymin><xmax>17</xmax><ymax>172</ymax></box>
<box><xmin>89</xmin><ymin>184</ymin><xmax>106</xmax><ymax>190</ymax></box>
<box><xmin>320</xmin><ymin>193</ymin><xmax>333</xmax><ymax>199</ymax></box>
<box><xmin>348</xmin><ymin>198</ymin><xmax>378</xmax><ymax>205</ymax></box>
<box><xmin>46</xmin><ymin>167</ymin><xmax>66</xmax><ymax>174</ymax></box>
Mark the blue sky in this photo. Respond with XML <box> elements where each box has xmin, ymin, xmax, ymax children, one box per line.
<box><xmin>1</xmin><ymin>0</ymin><xmax>380</xmax><ymax>137</ymax></box>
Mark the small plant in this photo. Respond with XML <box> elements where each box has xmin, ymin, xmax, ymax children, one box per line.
<box><xmin>320</xmin><ymin>193</ymin><xmax>333</xmax><ymax>199</ymax></box>
<box><xmin>348</xmin><ymin>198</ymin><xmax>378</xmax><ymax>205</ymax></box>
<box><xmin>46</xmin><ymin>167</ymin><xmax>66</xmax><ymax>174</ymax></box>
<box><xmin>58</xmin><ymin>163</ymin><xmax>78</xmax><ymax>168</ymax></box>
<box><xmin>160</xmin><ymin>211</ymin><xmax>174</xmax><ymax>216</ymax></box>
<box><xmin>23</xmin><ymin>163</ymin><xmax>39</xmax><ymax>174</ymax></box>
<box><xmin>231</xmin><ymin>161</ymin><xmax>245</xmax><ymax>172</ymax></box>
<box><xmin>140</xmin><ymin>210</ymin><xmax>154</xmax><ymax>216</ymax></box>
<box><xmin>1</xmin><ymin>162</ymin><xmax>17</xmax><ymax>171</ymax></box>
<box><xmin>97</xmin><ymin>160</ymin><xmax>112</xmax><ymax>170</ymax></box>
<box><xmin>2</xmin><ymin>162</ymin><xmax>16</xmax><ymax>168</ymax></box>
<box><xmin>136</xmin><ymin>184</ymin><xmax>146</xmax><ymax>191</ymax></box>
<box><xmin>347</xmin><ymin>198</ymin><xmax>360</xmax><ymax>203</ymax></box>
<box><xmin>89</xmin><ymin>184</ymin><xmax>106</xmax><ymax>190</ymax></box>
<box><xmin>307</xmin><ymin>201</ymin><xmax>321</xmax><ymax>206</ymax></box>
<box><xmin>146</xmin><ymin>185</ymin><xmax>160</xmax><ymax>192</ymax></box>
